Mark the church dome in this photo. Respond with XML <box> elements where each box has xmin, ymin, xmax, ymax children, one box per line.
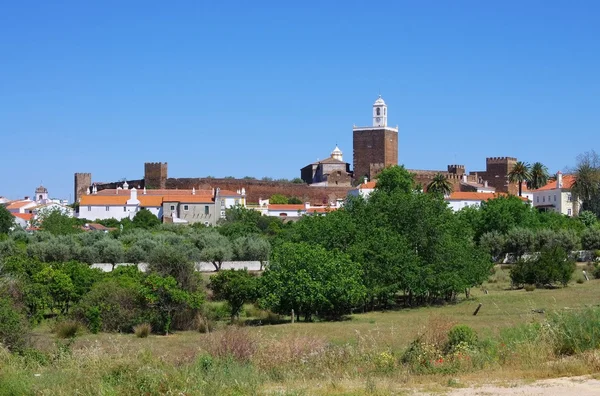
<box><xmin>373</xmin><ymin>95</ymin><xmax>386</xmax><ymax>106</ymax></box>
<box><xmin>331</xmin><ymin>145</ymin><xmax>343</xmax><ymax>161</ymax></box>
<box><xmin>35</xmin><ymin>185</ymin><xmax>48</xmax><ymax>193</ymax></box>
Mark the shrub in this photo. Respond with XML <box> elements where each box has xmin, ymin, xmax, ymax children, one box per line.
<box><xmin>445</xmin><ymin>325</ymin><xmax>478</xmax><ymax>353</ymax></box>
<box><xmin>133</xmin><ymin>323</ymin><xmax>151</xmax><ymax>338</ymax></box>
<box><xmin>581</xmin><ymin>227</ymin><xmax>600</xmax><ymax>250</ymax></box>
<box><xmin>0</xmin><ymin>239</ymin><xmax>16</xmax><ymax>260</ymax></box>
<box><xmin>0</xmin><ymin>297</ymin><xmax>30</xmax><ymax>352</ymax></box>
<box><xmin>510</xmin><ymin>247</ymin><xmax>575</xmax><ymax>288</ymax></box>
<box><xmin>55</xmin><ymin>320</ymin><xmax>80</xmax><ymax>339</ymax></box>
<box><xmin>479</xmin><ymin>231</ymin><xmax>505</xmax><ymax>260</ymax></box>
<box><xmin>505</xmin><ymin>227</ymin><xmax>535</xmax><ymax>257</ymax></box>
<box><xmin>550</xmin><ymin>307</ymin><xmax>600</xmax><ymax>355</ymax></box>
<box><xmin>524</xmin><ymin>284</ymin><xmax>536</xmax><ymax>292</ymax></box>
<box><xmin>86</xmin><ymin>306</ymin><xmax>101</xmax><ymax>334</ymax></box>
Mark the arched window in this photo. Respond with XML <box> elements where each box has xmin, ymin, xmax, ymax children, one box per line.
<box><xmin>376</xmin><ymin>108</ymin><xmax>381</xmax><ymax>116</ymax></box>
<box><xmin>38</xmin><ymin>195</ymin><xmax>43</xmax><ymax>200</ymax></box>
<box><xmin>384</xmin><ymin>108</ymin><xmax>386</xmax><ymax>115</ymax></box>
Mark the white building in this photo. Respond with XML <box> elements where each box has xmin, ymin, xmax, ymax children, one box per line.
<box><xmin>255</xmin><ymin>199</ymin><xmax>340</xmax><ymax>218</ymax></box>
<box><xmin>79</xmin><ymin>187</ymin><xmax>163</xmax><ymax>221</ymax></box>
<box><xmin>531</xmin><ymin>172</ymin><xmax>578</xmax><ymax>216</ymax></box>
<box><xmin>444</xmin><ymin>192</ymin><xmax>528</xmax><ymax>211</ymax></box>
<box><xmin>347</xmin><ymin>179</ymin><xmax>376</xmax><ymax>199</ymax></box>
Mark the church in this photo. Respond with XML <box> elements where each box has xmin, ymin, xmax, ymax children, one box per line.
<box><xmin>300</xmin><ymin>95</ymin><xmax>399</xmax><ymax>186</ymax></box>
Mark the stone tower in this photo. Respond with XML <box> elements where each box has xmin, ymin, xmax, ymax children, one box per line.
<box><xmin>353</xmin><ymin>96</ymin><xmax>399</xmax><ymax>181</ymax></box>
<box><xmin>74</xmin><ymin>173</ymin><xmax>92</xmax><ymax>203</ymax></box>
<box><xmin>144</xmin><ymin>162</ymin><xmax>168</xmax><ymax>189</ymax></box>
<box><xmin>473</xmin><ymin>157</ymin><xmax>518</xmax><ymax>194</ymax></box>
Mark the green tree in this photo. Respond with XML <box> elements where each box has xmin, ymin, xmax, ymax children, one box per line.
<box><xmin>232</xmin><ymin>235</ymin><xmax>271</xmax><ymax>269</ymax></box>
<box><xmin>269</xmin><ymin>194</ymin><xmax>289</xmax><ymax>204</ymax></box>
<box><xmin>581</xmin><ymin>227</ymin><xmax>600</xmax><ymax>250</ymax></box>
<box><xmin>287</xmin><ymin>196</ymin><xmax>303</xmax><ymax>204</ymax></box>
<box><xmin>208</xmin><ymin>269</ymin><xmax>258</xmax><ymax>322</ymax></box>
<box><xmin>147</xmin><ymin>243</ymin><xmax>198</xmax><ymax>291</ymax></box>
<box><xmin>571</xmin><ymin>151</ymin><xmax>600</xmax><ymax>216</ymax></box>
<box><xmin>96</xmin><ymin>239</ymin><xmax>124</xmax><ymax>271</ymax></box>
<box><xmin>578</xmin><ymin>210</ymin><xmax>597</xmax><ymax>228</ymax></box>
<box><xmin>527</xmin><ymin>162</ymin><xmax>550</xmax><ymax>190</ymax></box>
<box><xmin>426</xmin><ymin>173</ymin><xmax>453</xmax><ymax>196</ymax></box>
<box><xmin>373</xmin><ymin>165</ymin><xmax>415</xmax><ymax>194</ymax></box>
<box><xmin>197</xmin><ymin>232</ymin><xmax>233</xmax><ymax>271</ymax></box>
<box><xmin>291</xmin><ymin>178</ymin><xmax>305</xmax><ymax>184</ymax></box>
<box><xmin>508</xmin><ymin>161</ymin><xmax>531</xmax><ymax>197</ymax></box>
<box><xmin>0</xmin><ymin>297</ymin><xmax>30</xmax><ymax>352</ymax></box>
<box><xmin>37</xmin><ymin>208</ymin><xmax>80</xmax><ymax>235</ymax></box>
<box><xmin>33</xmin><ymin>266</ymin><xmax>76</xmax><ymax>314</ymax></box>
<box><xmin>0</xmin><ymin>205</ymin><xmax>14</xmax><ymax>234</ymax></box>
<box><xmin>132</xmin><ymin>208</ymin><xmax>161</xmax><ymax>229</ymax></box>
<box><xmin>479</xmin><ymin>231</ymin><xmax>505</xmax><ymax>261</ymax></box>
<box><xmin>140</xmin><ymin>274</ymin><xmax>204</xmax><ymax>334</ymax></box>
<box><xmin>260</xmin><ymin>242</ymin><xmax>366</xmax><ymax>321</ymax></box>
<box><xmin>505</xmin><ymin>227</ymin><xmax>535</xmax><ymax>258</ymax></box>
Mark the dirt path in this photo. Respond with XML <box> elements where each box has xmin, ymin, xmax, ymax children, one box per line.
<box><xmin>442</xmin><ymin>376</ymin><xmax>600</xmax><ymax>396</ymax></box>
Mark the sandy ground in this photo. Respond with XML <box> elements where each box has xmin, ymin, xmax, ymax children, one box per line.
<box><xmin>438</xmin><ymin>376</ymin><xmax>600</xmax><ymax>396</ymax></box>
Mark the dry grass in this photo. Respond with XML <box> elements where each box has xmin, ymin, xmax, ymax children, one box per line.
<box><xmin>133</xmin><ymin>323</ymin><xmax>151</xmax><ymax>338</ymax></box>
<box><xmin>10</xmin><ymin>277</ymin><xmax>600</xmax><ymax>395</ymax></box>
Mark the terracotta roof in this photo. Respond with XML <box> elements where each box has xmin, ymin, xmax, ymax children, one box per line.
<box><xmin>446</xmin><ymin>192</ymin><xmax>529</xmax><ymax>202</ymax></box>
<box><xmin>359</xmin><ymin>181</ymin><xmax>377</xmax><ymax>189</ymax></box>
<box><xmin>268</xmin><ymin>204</ymin><xmax>305</xmax><ymax>211</ymax></box>
<box><xmin>218</xmin><ymin>190</ymin><xmax>242</xmax><ymax>197</ymax></box>
<box><xmin>12</xmin><ymin>213</ymin><xmax>33</xmax><ymax>221</ymax></box>
<box><xmin>138</xmin><ymin>196</ymin><xmax>163</xmax><ymax>207</ymax></box>
<box><xmin>95</xmin><ymin>188</ymin><xmax>213</xmax><ymax>196</ymax></box>
<box><xmin>80</xmin><ymin>195</ymin><xmax>129</xmax><ymax>205</ymax></box>
<box><xmin>6</xmin><ymin>200</ymin><xmax>35</xmax><ymax>210</ymax></box>
<box><xmin>163</xmin><ymin>195</ymin><xmax>214</xmax><ymax>203</ymax></box>
<box><xmin>532</xmin><ymin>175</ymin><xmax>576</xmax><ymax>192</ymax></box>
<box><xmin>311</xmin><ymin>157</ymin><xmax>347</xmax><ymax>165</ymax></box>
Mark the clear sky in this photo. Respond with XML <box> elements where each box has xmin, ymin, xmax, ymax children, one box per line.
<box><xmin>1</xmin><ymin>1</ymin><xmax>599</xmax><ymax>200</ymax></box>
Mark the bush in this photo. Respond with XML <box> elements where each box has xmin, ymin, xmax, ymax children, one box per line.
<box><xmin>133</xmin><ymin>323</ymin><xmax>151</xmax><ymax>338</ymax></box>
<box><xmin>55</xmin><ymin>320</ymin><xmax>81</xmax><ymax>339</ymax></box>
<box><xmin>479</xmin><ymin>231</ymin><xmax>505</xmax><ymax>260</ymax></box>
<box><xmin>524</xmin><ymin>284</ymin><xmax>536</xmax><ymax>292</ymax></box>
<box><xmin>72</xmin><ymin>280</ymin><xmax>145</xmax><ymax>333</ymax></box>
<box><xmin>505</xmin><ymin>227</ymin><xmax>535</xmax><ymax>257</ymax></box>
<box><xmin>0</xmin><ymin>297</ymin><xmax>30</xmax><ymax>352</ymax></box>
<box><xmin>581</xmin><ymin>227</ymin><xmax>600</xmax><ymax>250</ymax></box>
<box><xmin>445</xmin><ymin>325</ymin><xmax>478</xmax><ymax>353</ymax></box>
<box><xmin>510</xmin><ymin>247</ymin><xmax>575</xmax><ymax>288</ymax></box>
<box><xmin>550</xmin><ymin>307</ymin><xmax>600</xmax><ymax>355</ymax></box>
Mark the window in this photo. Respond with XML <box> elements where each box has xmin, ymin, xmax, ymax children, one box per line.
<box><xmin>123</xmin><ymin>207</ymin><xmax>126</xmax><ymax>212</ymax></box>
<box><xmin>554</xmin><ymin>195</ymin><xmax>557</xmax><ymax>202</ymax></box>
<box><xmin>536</xmin><ymin>196</ymin><xmax>539</xmax><ymax>203</ymax></box>
<box><xmin>567</xmin><ymin>194</ymin><xmax>572</xmax><ymax>202</ymax></box>
<box><xmin>87</xmin><ymin>206</ymin><xmax>91</xmax><ymax>211</ymax></box>
<box><xmin>235</xmin><ymin>199</ymin><xmax>240</xmax><ymax>206</ymax></box>
<box><xmin>376</xmin><ymin>108</ymin><xmax>381</xmax><ymax>116</ymax></box>
<box><xmin>170</xmin><ymin>205</ymin><xmax>175</xmax><ymax>211</ymax></box>
<box><xmin>204</xmin><ymin>221</ymin><xmax>209</xmax><ymax>226</ymax></box>
<box><xmin>105</xmin><ymin>206</ymin><xmax>109</xmax><ymax>211</ymax></box>
<box><xmin>384</xmin><ymin>108</ymin><xmax>386</xmax><ymax>115</ymax></box>
<box><xmin>543</xmin><ymin>196</ymin><xmax>545</xmax><ymax>203</ymax></box>
<box><xmin>183</xmin><ymin>205</ymin><xmax>189</xmax><ymax>211</ymax></box>
<box><xmin>204</xmin><ymin>205</ymin><xmax>209</xmax><ymax>215</ymax></box>
<box><xmin>568</xmin><ymin>209</ymin><xmax>572</xmax><ymax>216</ymax></box>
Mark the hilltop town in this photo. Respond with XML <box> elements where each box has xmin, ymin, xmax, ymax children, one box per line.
<box><xmin>1</xmin><ymin>96</ymin><xmax>580</xmax><ymax>228</ymax></box>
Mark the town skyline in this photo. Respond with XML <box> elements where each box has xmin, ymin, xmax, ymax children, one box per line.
<box><xmin>1</xmin><ymin>1</ymin><xmax>599</xmax><ymax>199</ymax></box>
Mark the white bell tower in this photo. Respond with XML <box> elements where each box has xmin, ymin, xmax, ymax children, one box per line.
<box><xmin>372</xmin><ymin>95</ymin><xmax>387</xmax><ymax>127</ymax></box>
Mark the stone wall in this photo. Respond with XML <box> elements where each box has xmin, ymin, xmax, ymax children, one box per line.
<box><xmin>472</xmin><ymin>157</ymin><xmax>518</xmax><ymax>194</ymax></box>
<box><xmin>74</xmin><ymin>173</ymin><xmax>91</xmax><ymax>202</ymax></box>
<box><xmin>145</xmin><ymin>162</ymin><xmax>168</xmax><ymax>189</ymax></box>
<box><xmin>165</xmin><ymin>177</ymin><xmax>353</xmax><ymax>204</ymax></box>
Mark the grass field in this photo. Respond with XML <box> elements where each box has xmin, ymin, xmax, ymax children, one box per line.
<box><xmin>2</xmin><ymin>267</ymin><xmax>600</xmax><ymax>395</ymax></box>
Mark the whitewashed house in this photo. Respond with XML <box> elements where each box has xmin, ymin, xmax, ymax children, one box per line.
<box><xmin>531</xmin><ymin>172</ymin><xmax>578</xmax><ymax>216</ymax></box>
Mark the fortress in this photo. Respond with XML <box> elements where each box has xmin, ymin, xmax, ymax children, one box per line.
<box><xmin>74</xmin><ymin>97</ymin><xmax>519</xmax><ymax>203</ymax></box>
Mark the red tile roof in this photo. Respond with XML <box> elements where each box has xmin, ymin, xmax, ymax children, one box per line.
<box><xmin>80</xmin><ymin>195</ymin><xmax>129</xmax><ymax>205</ymax></box>
<box><xmin>6</xmin><ymin>200</ymin><xmax>35</xmax><ymax>210</ymax></box>
<box><xmin>359</xmin><ymin>181</ymin><xmax>377</xmax><ymax>189</ymax></box>
<box><xmin>12</xmin><ymin>213</ymin><xmax>33</xmax><ymax>221</ymax></box>
<box><xmin>533</xmin><ymin>175</ymin><xmax>576</xmax><ymax>192</ymax></box>
<box><xmin>163</xmin><ymin>195</ymin><xmax>214</xmax><ymax>203</ymax></box>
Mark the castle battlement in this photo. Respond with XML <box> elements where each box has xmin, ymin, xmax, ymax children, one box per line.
<box><xmin>486</xmin><ymin>157</ymin><xmax>517</xmax><ymax>164</ymax></box>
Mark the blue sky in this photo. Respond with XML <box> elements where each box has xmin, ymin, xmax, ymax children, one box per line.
<box><xmin>1</xmin><ymin>1</ymin><xmax>598</xmax><ymax>200</ymax></box>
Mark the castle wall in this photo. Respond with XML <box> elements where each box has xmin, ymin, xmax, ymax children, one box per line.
<box><xmin>145</xmin><ymin>162</ymin><xmax>168</xmax><ymax>189</ymax></box>
<box><xmin>165</xmin><ymin>177</ymin><xmax>352</xmax><ymax>204</ymax></box>
<box><xmin>74</xmin><ymin>173</ymin><xmax>91</xmax><ymax>202</ymax></box>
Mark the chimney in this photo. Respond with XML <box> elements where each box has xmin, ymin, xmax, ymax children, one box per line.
<box><xmin>484</xmin><ymin>181</ymin><xmax>488</xmax><ymax>188</ymax></box>
<box><xmin>557</xmin><ymin>172</ymin><xmax>563</xmax><ymax>188</ymax></box>
<box><xmin>130</xmin><ymin>188</ymin><xmax>137</xmax><ymax>201</ymax></box>
<box><xmin>363</xmin><ymin>176</ymin><xmax>368</xmax><ymax>185</ymax></box>
<box><xmin>192</xmin><ymin>187</ymin><xmax>196</xmax><ymax>195</ymax></box>
<box><xmin>305</xmin><ymin>202</ymin><xmax>311</xmax><ymax>210</ymax></box>
<box><xmin>143</xmin><ymin>187</ymin><xmax>147</xmax><ymax>195</ymax></box>
<box><xmin>462</xmin><ymin>174</ymin><xmax>467</xmax><ymax>183</ymax></box>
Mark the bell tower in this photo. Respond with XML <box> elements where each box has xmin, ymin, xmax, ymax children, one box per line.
<box><xmin>372</xmin><ymin>95</ymin><xmax>387</xmax><ymax>127</ymax></box>
<box><xmin>353</xmin><ymin>95</ymin><xmax>398</xmax><ymax>181</ymax></box>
